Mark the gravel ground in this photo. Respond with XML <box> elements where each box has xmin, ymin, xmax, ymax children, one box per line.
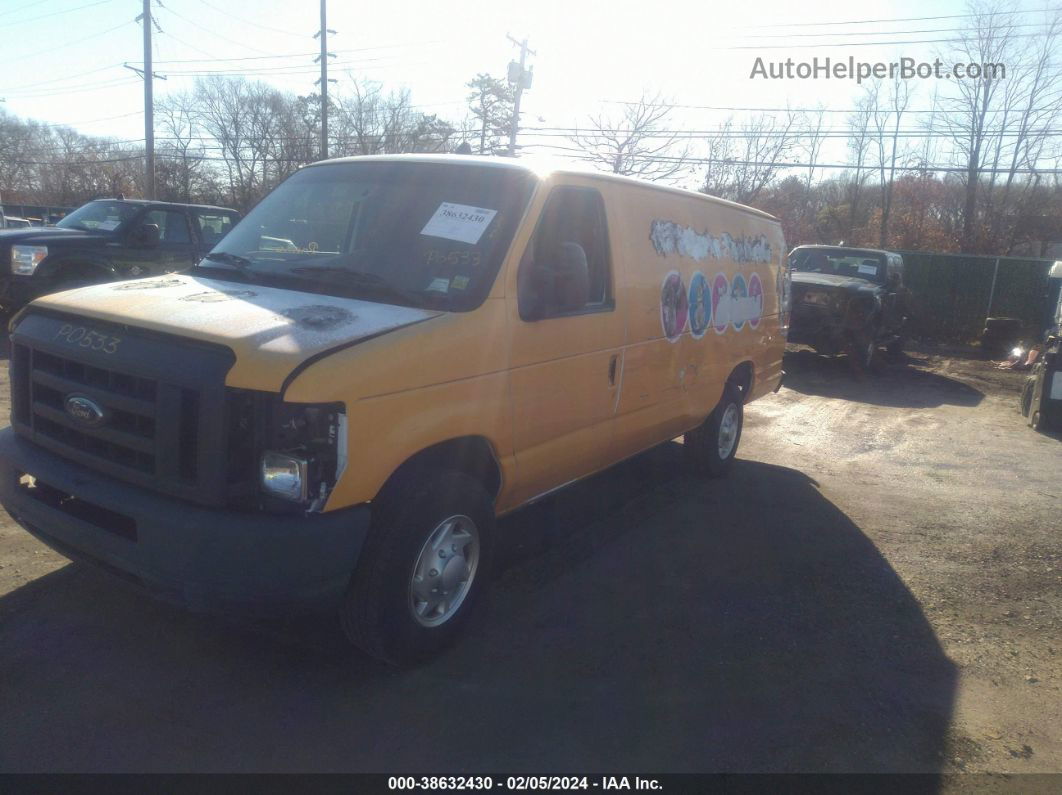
<box><xmin>0</xmin><ymin>341</ymin><xmax>1058</xmax><ymax>776</ymax></box>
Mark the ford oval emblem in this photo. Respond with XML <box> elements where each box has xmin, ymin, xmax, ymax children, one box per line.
<box><xmin>64</xmin><ymin>394</ymin><xmax>107</xmax><ymax>428</ymax></box>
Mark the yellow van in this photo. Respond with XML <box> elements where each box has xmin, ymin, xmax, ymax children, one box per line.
<box><xmin>0</xmin><ymin>155</ymin><xmax>787</xmax><ymax>662</ymax></box>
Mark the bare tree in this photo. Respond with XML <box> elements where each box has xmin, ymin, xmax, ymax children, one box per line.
<box><xmin>938</xmin><ymin>0</ymin><xmax>1016</xmax><ymax>252</ymax></box>
<box><xmin>870</xmin><ymin>76</ymin><xmax>914</xmax><ymax>247</ymax></box>
<box><xmin>334</xmin><ymin>79</ymin><xmax>455</xmax><ymax>156</ymax></box>
<box><xmin>569</xmin><ymin>93</ymin><xmax>690</xmax><ymax>182</ymax></box>
<box><xmin>842</xmin><ymin>92</ymin><xmax>876</xmax><ymax>243</ymax></box>
<box><xmin>702</xmin><ymin>110</ymin><xmax>801</xmax><ymax>204</ymax></box>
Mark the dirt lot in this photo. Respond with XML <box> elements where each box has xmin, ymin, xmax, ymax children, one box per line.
<box><xmin>0</xmin><ymin>343</ymin><xmax>1059</xmax><ymax>775</ymax></box>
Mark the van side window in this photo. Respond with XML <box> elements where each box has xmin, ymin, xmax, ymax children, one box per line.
<box><xmin>518</xmin><ymin>187</ymin><xmax>612</xmax><ymax>321</ymax></box>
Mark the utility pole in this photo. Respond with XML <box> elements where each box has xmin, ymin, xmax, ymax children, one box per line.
<box><xmin>314</xmin><ymin>0</ymin><xmax>336</xmax><ymax>160</ymax></box>
<box><xmin>505</xmin><ymin>35</ymin><xmax>535</xmax><ymax>157</ymax></box>
<box><xmin>141</xmin><ymin>0</ymin><xmax>154</xmax><ymax>199</ymax></box>
<box><xmin>125</xmin><ymin>8</ymin><xmax>165</xmax><ymax>200</ymax></box>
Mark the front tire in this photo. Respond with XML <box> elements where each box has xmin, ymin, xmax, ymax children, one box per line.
<box><xmin>685</xmin><ymin>382</ymin><xmax>744</xmax><ymax>478</ymax></box>
<box><xmin>341</xmin><ymin>471</ymin><xmax>495</xmax><ymax>665</ymax></box>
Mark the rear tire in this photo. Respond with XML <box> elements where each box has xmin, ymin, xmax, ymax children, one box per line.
<box><xmin>684</xmin><ymin>382</ymin><xmax>743</xmax><ymax>478</ymax></box>
<box><xmin>341</xmin><ymin>471</ymin><xmax>495</xmax><ymax>665</ymax></box>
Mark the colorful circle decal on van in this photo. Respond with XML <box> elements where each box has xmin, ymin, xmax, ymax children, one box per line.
<box><xmin>747</xmin><ymin>272</ymin><xmax>764</xmax><ymax>329</ymax></box>
<box><xmin>687</xmin><ymin>271</ymin><xmax>711</xmax><ymax>339</ymax></box>
<box><xmin>711</xmin><ymin>273</ymin><xmax>730</xmax><ymax>334</ymax></box>
<box><xmin>660</xmin><ymin>270</ymin><xmax>688</xmax><ymax>343</ymax></box>
<box><xmin>730</xmin><ymin>274</ymin><xmax>749</xmax><ymax>331</ymax></box>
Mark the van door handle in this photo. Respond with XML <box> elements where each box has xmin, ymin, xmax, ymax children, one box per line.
<box><xmin>608</xmin><ymin>354</ymin><xmax>619</xmax><ymax>386</ymax></box>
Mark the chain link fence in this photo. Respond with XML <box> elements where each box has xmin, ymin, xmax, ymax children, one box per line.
<box><xmin>897</xmin><ymin>251</ymin><xmax>1057</xmax><ymax>343</ymax></box>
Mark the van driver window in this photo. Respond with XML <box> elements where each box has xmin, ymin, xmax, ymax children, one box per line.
<box><xmin>518</xmin><ymin>187</ymin><xmax>612</xmax><ymax>321</ymax></box>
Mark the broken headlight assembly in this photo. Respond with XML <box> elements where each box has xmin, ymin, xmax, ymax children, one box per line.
<box><xmin>262</xmin><ymin>401</ymin><xmax>346</xmax><ymax>509</ymax></box>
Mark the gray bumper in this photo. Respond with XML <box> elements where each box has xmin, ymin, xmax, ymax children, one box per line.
<box><xmin>0</xmin><ymin>427</ymin><xmax>370</xmax><ymax>613</ymax></box>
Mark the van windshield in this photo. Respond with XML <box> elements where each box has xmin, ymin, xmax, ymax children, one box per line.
<box><xmin>200</xmin><ymin>161</ymin><xmax>536</xmax><ymax>311</ymax></box>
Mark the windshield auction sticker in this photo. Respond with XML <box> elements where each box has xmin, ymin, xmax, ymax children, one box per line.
<box><xmin>420</xmin><ymin>202</ymin><xmax>498</xmax><ymax>246</ymax></box>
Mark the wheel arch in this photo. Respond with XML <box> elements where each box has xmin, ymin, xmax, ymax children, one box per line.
<box><xmin>375</xmin><ymin>435</ymin><xmax>503</xmax><ymax>506</ymax></box>
<box><xmin>727</xmin><ymin>360</ymin><xmax>755</xmax><ymax>403</ymax></box>
<box><xmin>41</xmin><ymin>254</ymin><xmax>115</xmax><ymax>283</ymax></box>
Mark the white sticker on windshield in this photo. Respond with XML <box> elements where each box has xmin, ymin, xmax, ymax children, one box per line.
<box><xmin>858</xmin><ymin>263</ymin><xmax>878</xmax><ymax>275</ymax></box>
<box><xmin>420</xmin><ymin>202</ymin><xmax>497</xmax><ymax>245</ymax></box>
<box><xmin>427</xmin><ymin>277</ymin><xmax>450</xmax><ymax>293</ymax></box>
<box><xmin>97</xmin><ymin>219</ymin><xmax>120</xmax><ymax>231</ymax></box>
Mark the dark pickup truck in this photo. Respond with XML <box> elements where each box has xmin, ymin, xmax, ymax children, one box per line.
<box><xmin>0</xmin><ymin>198</ymin><xmax>240</xmax><ymax>313</ymax></box>
<box><xmin>787</xmin><ymin>245</ymin><xmax>912</xmax><ymax>370</ymax></box>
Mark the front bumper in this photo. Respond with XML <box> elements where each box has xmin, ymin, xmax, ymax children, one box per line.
<box><xmin>0</xmin><ymin>427</ymin><xmax>371</xmax><ymax>613</ymax></box>
<box><xmin>787</xmin><ymin>305</ymin><xmax>848</xmax><ymax>353</ymax></box>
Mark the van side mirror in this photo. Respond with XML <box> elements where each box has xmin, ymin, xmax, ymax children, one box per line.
<box><xmin>134</xmin><ymin>223</ymin><xmax>161</xmax><ymax>247</ymax></box>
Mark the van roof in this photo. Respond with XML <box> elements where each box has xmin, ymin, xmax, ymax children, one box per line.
<box><xmin>311</xmin><ymin>153</ymin><xmax>780</xmax><ymax>223</ymax></box>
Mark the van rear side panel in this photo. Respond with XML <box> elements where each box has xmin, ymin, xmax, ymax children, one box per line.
<box><xmin>605</xmin><ymin>182</ymin><xmax>786</xmax><ymax>458</ymax></box>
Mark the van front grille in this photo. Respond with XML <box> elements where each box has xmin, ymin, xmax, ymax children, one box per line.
<box><xmin>9</xmin><ymin>311</ymin><xmax>237</xmax><ymax>506</ymax></box>
<box><xmin>10</xmin><ymin>340</ymin><xmax>210</xmax><ymax>494</ymax></box>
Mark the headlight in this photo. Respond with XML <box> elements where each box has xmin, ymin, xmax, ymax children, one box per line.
<box><xmin>11</xmin><ymin>245</ymin><xmax>47</xmax><ymax>276</ymax></box>
<box><xmin>261</xmin><ymin>451</ymin><xmax>309</xmax><ymax>502</ymax></box>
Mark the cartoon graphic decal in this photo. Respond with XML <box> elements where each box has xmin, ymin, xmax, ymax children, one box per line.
<box><xmin>747</xmin><ymin>272</ymin><xmax>764</xmax><ymax>329</ymax></box>
<box><xmin>660</xmin><ymin>270</ymin><xmax>688</xmax><ymax>343</ymax></box>
<box><xmin>729</xmin><ymin>274</ymin><xmax>749</xmax><ymax>331</ymax></box>
<box><xmin>687</xmin><ymin>271</ymin><xmax>711</xmax><ymax>339</ymax></box>
<box><xmin>711</xmin><ymin>273</ymin><xmax>730</xmax><ymax>335</ymax></box>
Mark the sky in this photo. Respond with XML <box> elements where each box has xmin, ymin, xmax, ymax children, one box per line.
<box><xmin>0</xmin><ymin>0</ymin><xmax>1056</xmax><ymax>180</ymax></box>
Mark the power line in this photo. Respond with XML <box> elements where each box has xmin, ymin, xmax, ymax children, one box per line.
<box><xmin>0</xmin><ymin>0</ymin><xmax>48</xmax><ymax>19</ymax></box>
<box><xmin>141</xmin><ymin>40</ymin><xmax>448</xmax><ymax>64</ymax></box>
<box><xmin>191</xmin><ymin>0</ymin><xmax>309</xmax><ymax>39</ymax></box>
<box><xmin>2</xmin><ymin>77</ymin><xmax>140</xmax><ymax>99</ymax></box>
<box><xmin>0</xmin><ymin>20</ymin><xmax>132</xmax><ymax>67</ymax></box>
<box><xmin>161</xmin><ymin>3</ymin><xmax>275</xmax><ymax>56</ymax></box>
<box><xmin>35</xmin><ymin>111</ymin><xmax>143</xmax><ymax>128</ymax></box>
<box><xmin>4</xmin><ymin>0</ymin><xmax>113</xmax><ymax>28</ymax></box>
<box><xmin>3</xmin><ymin>64</ymin><xmax>123</xmax><ymax>92</ymax></box>
<box><xmin>158</xmin><ymin>54</ymin><xmax>408</xmax><ymax>77</ymax></box>
<box><xmin>518</xmin><ymin>145</ymin><xmax>1062</xmax><ymax>175</ymax></box>
<box><xmin>741</xmin><ymin>6</ymin><xmax>1062</xmax><ymax>29</ymax></box>
<box><xmin>600</xmin><ymin>101</ymin><xmax>1052</xmax><ymax>115</ymax></box>
<box><xmin>713</xmin><ymin>29</ymin><xmax>1057</xmax><ymax>50</ymax></box>
<box><xmin>737</xmin><ymin>19</ymin><xmax>1060</xmax><ymax>39</ymax></box>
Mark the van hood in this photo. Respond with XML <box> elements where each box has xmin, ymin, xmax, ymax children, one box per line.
<box><xmin>28</xmin><ymin>274</ymin><xmax>443</xmax><ymax>392</ymax></box>
<box><xmin>790</xmin><ymin>271</ymin><xmax>880</xmax><ymax>292</ymax></box>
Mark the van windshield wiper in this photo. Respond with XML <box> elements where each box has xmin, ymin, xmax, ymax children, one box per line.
<box><xmin>200</xmin><ymin>251</ymin><xmax>252</xmax><ymax>269</ymax></box>
<box><xmin>287</xmin><ymin>266</ymin><xmax>431</xmax><ymax>307</ymax></box>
